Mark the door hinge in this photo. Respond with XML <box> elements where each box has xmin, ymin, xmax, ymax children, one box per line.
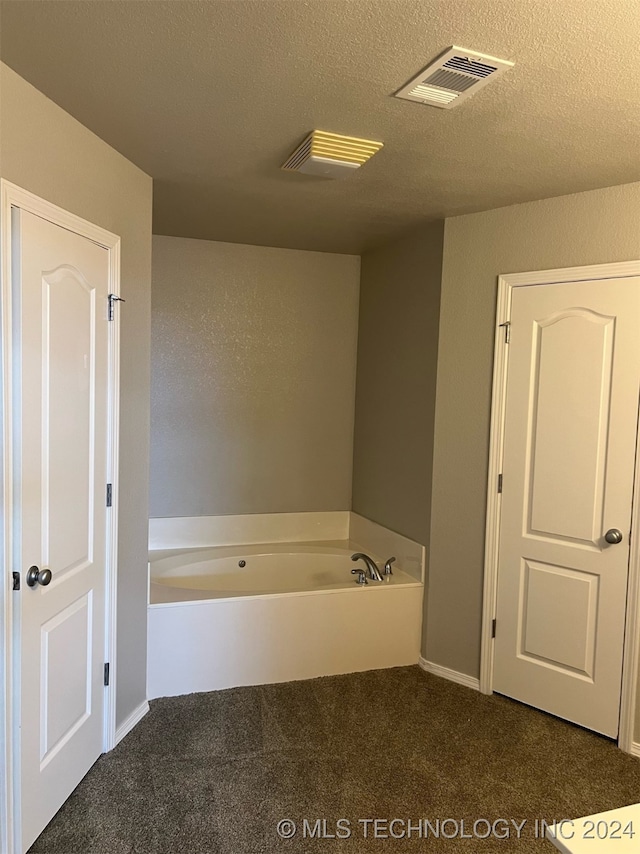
<box><xmin>106</xmin><ymin>483</ymin><xmax>112</xmax><ymax>507</ymax></box>
<box><xmin>12</xmin><ymin>571</ymin><xmax>20</xmax><ymax>591</ymax></box>
<box><xmin>497</xmin><ymin>474</ymin><xmax>503</xmax><ymax>493</ymax></box>
<box><xmin>107</xmin><ymin>293</ymin><xmax>125</xmax><ymax>321</ymax></box>
<box><xmin>104</xmin><ymin>663</ymin><xmax>110</xmax><ymax>687</ymax></box>
<box><xmin>499</xmin><ymin>321</ymin><xmax>511</xmax><ymax>343</ymax></box>
<box><xmin>492</xmin><ymin>618</ymin><xmax>497</xmax><ymax>639</ymax></box>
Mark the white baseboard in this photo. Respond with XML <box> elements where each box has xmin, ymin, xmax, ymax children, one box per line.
<box><xmin>115</xmin><ymin>700</ymin><xmax>149</xmax><ymax>746</ymax></box>
<box><xmin>629</xmin><ymin>742</ymin><xmax>640</xmax><ymax>758</ymax></box>
<box><xmin>419</xmin><ymin>656</ymin><xmax>480</xmax><ymax>691</ymax></box>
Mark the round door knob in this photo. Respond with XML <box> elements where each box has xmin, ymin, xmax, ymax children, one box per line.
<box><xmin>26</xmin><ymin>566</ymin><xmax>52</xmax><ymax>587</ymax></box>
<box><xmin>604</xmin><ymin>529</ymin><xmax>624</xmax><ymax>545</ymax></box>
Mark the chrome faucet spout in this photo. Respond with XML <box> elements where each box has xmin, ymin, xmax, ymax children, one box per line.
<box><xmin>351</xmin><ymin>552</ymin><xmax>383</xmax><ymax>582</ymax></box>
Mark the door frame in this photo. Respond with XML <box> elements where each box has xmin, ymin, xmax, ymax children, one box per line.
<box><xmin>0</xmin><ymin>180</ymin><xmax>121</xmax><ymax>853</ymax></box>
<box><xmin>480</xmin><ymin>260</ymin><xmax>640</xmax><ymax>755</ymax></box>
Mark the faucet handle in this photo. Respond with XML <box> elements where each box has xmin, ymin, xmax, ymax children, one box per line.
<box><xmin>384</xmin><ymin>557</ymin><xmax>396</xmax><ymax>576</ymax></box>
<box><xmin>351</xmin><ymin>568</ymin><xmax>368</xmax><ymax>585</ymax></box>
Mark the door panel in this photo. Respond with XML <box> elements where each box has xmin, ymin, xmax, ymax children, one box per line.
<box><xmin>519</xmin><ymin>560</ymin><xmax>598</xmax><ymax>677</ymax></box>
<box><xmin>44</xmin><ymin>266</ymin><xmax>96</xmax><ymax>575</ymax></box>
<box><xmin>40</xmin><ymin>593</ymin><xmax>92</xmax><ymax>767</ymax></box>
<box><xmin>527</xmin><ymin>310</ymin><xmax>614</xmax><ymax>544</ymax></box>
<box><xmin>494</xmin><ymin>277</ymin><xmax>640</xmax><ymax>737</ymax></box>
<box><xmin>15</xmin><ymin>209</ymin><xmax>109</xmax><ymax>852</ymax></box>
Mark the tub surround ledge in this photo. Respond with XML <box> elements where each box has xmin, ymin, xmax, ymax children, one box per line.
<box><xmin>149</xmin><ymin>511</ymin><xmax>350</xmax><ymax>550</ymax></box>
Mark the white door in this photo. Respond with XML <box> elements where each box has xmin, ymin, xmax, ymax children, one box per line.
<box><xmin>14</xmin><ymin>209</ymin><xmax>110</xmax><ymax>852</ymax></box>
<box><xmin>493</xmin><ymin>277</ymin><xmax>640</xmax><ymax>737</ymax></box>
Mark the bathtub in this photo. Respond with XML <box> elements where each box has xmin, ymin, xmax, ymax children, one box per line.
<box><xmin>147</xmin><ymin>542</ymin><xmax>424</xmax><ymax>698</ymax></box>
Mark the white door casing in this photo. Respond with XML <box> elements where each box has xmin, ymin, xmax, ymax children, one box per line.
<box><xmin>0</xmin><ymin>182</ymin><xmax>121</xmax><ymax>854</ymax></box>
<box><xmin>482</xmin><ymin>262</ymin><xmax>640</xmax><ymax>750</ymax></box>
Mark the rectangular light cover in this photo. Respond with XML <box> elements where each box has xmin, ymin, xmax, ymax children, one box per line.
<box><xmin>282</xmin><ymin>130</ymin><xmax>384</xmax><ymax>178</ymax></box>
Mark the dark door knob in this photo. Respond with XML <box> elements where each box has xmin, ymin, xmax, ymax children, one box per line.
<box><xmin>26</xmin><ymin>566</ymin><xmax>52</xmax><ymax>587</ymax></box>
<box><xmin>604</xmin><ymin>529</ymin><xmax>623</xmax><ymax>545</ymax></box>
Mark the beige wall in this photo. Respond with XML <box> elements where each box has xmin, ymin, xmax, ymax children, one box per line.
<box><xmin>150</xmin><ymin>235</ymin><xmax>360</xmax><ymax>517</ymax></box>
<box><xmin>352</xmin><ymin>221</ymin><xmax>444</xmax><ymax>546</ymax></box>
<box><xmin>0</xmin><ymin>63</ymin><xmax>153</xmax><ymax>727</ymax></box>
<box><xmin>426</xmin><ymin>181</ymin><xmax>640</xmax><ymax>736</ymax></box>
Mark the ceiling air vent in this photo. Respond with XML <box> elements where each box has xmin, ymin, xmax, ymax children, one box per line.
<box><xmin>282</xmin><ymin>130</ymin><xmax>383</xmax><ymax>179</ymax></box>
<box><xmin>394</xmin><ymin>46</ymin><xmax>514</xmax><ymax>109</ymax></box>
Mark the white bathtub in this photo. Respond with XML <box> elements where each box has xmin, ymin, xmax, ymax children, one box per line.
<box><xmin>147</xmin><ymin>542</ymin><xmax>424</xmax><ymax>698</ymax></box>
<box><xmin>150</xmin><ymin>544</ymin><xmax>420</xmax><ymax>600</ymax></box>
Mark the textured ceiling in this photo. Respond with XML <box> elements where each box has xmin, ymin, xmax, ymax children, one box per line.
<box><xmin>1</xmin><ymin>0</ymin><xmax>639</xmax><ymax>254</ymax></box>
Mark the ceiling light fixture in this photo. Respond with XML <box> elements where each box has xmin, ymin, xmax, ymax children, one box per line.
<box><xmin>281</xmin><ymin>130</ymin><xmax>383</xmax><ymax>179</ymax></box>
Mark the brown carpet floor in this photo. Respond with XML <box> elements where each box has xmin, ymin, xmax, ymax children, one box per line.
<box><xmin>30</xmin><ymin>666</ymin><xmax>640</xmax><ymax>853</ymax></box>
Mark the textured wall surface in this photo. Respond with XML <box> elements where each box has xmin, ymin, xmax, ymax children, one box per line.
<box><xmin>150</xmin><ymin>236</ymin><xmax>360</xmax><ymax>517</ymax></box>
<box><xmin>427</xmin><ymin>182</ymin><xmax>640</xmax><ymax>738</ymax></box>
<box><xmin>0</xmin><ymin>63</ymin><xmax>153</xmax><ymax>727</ymax></box>
<box><xmin>352</xmin><ymin>222</ymin><xmax>444</xmax><ymax>546</ymax></box>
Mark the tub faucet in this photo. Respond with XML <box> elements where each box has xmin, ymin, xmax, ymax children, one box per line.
<box><xmin>351</xmin><ymin>552</ymin><xmax>383</xmax><ymax>582</ymax></box>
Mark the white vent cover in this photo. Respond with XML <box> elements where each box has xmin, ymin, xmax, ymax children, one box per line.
<box><xmin>394</xmin><ymin>46</ymin><xmax>514</xmax><ymax>109</ymax></box>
